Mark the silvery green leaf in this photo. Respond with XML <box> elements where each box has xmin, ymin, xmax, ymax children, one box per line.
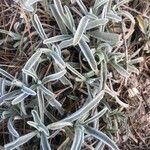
<box><xmin>39</xmin><ymin>84</ymin><xmax>55</xmax><ymax>97</ymax></box>
<box><xmin>21</xmin><ymin>86</ymin><xmax>36</xmax><ymax>96</ymax></box>
<box><xmin>26</xmin><ymin>0</ymin><xmax>41</xmax><ymax>5</ymax></box>
<box><xmin>64</xmin><ymin>6</ymin><xmax>75</xmax><ymax>30</ymax></box>
<box><xmin>41</xmin><ymin>132</ymin><xmax>51</xmax><ymax>150</ymax></box>
<box><xmin>89</xmin><ymin>31</ymin><xmax>120</xmax><ymax>45</ymax></box>
<box><xmin>106</xmin><ymin>11</ymin><xmax>122</xmax><ymax>22</ymax></box>
<box><xmin>83</xmin><ymin>107</ymin><xmax>108</xmax><ymax>124</ymax></box>
<box><xmin>59</xmin><ymin>38</ymin><xmax>73</xmax><ymax>49</ymax></box>
<box><xmin>22</xmin><ymin>69</ymin><xmax>38</xmax><ymax>82</ymax></box>
<box><xmin>79</xmin><ymin>39</ymin><xmax>98</xmax><ymax>73</ymax></box>
<box><xmin>23</xmin><ymin>50</ymin><xmax>42</xmax><ymax>70</ymax></box>
<box><xmin>105</xmin><ymin>85</ymin><xmax>129</xmax><ymax>108</ymax></box>
<box><xmin>84</xmin><ymin>126</ymin><xmax>119</xmax><ymax>150</ymax></box>
<box><xmin>0</xmin><ymin>68</ymin><xmax>14</xmax><ymax>81</ymax></box>
<box><xmin>42</xmin><ymin>70</ymin><xmax>67</xmax><ymax>84</ymax></box>
<box><xmin>94</xmin><ymin>0</ymin><xmax>109</xmax><ymax>10</ymax></box>
<box><xmin>45</xmin><ymin>95</ymin><xmax>64</xmax><ymax>115</ymax></box>
<box><xmin>111</xmin><ymin>62</ymin><xmax>129</xmax><ymax>77</ymax></box>
<box><xmin>37</xmin><ymin>87</ymin><xmax>45</xmax><ymax>122</ymax></box>
<box><xmin>113</xmin><ymin>0</ymin><xmax>131</xmax><ymax>10</ymax></box>
<box><xmin>4</xmin><ymin>131</ymin><xmax>37</xmax><ymax>150</ymax></box>
<box><xmin>50</xmin><ymin>4</ymin><xmax>67</xmax><ymax>34</ymax></box>
<box><xmin>76</xmin><ymin>0</ymin><xmax>88</xmax><ymax>15</ymax></box>
<box><xmin>7</xmin><ymin>117</ymin><xmax>19</xmax><ymax>138</ymax></box>
<box><xmin>32</xmin><ymin>14</ymin><xmax>47</xmax><ymax>40</ymax></box>
<box><xmin>86</xmin><ymin>18</ymin><xmax>108</xmax><ymax>30</ymax></box>
<box><xmin>62</xmin><ymin>90</ymin><xmax>104</xmax><ymax>122</ymax></box>
<box><xmin>43</xmin><ymin>35</ymin><xmax>71</xmax><ymax>44</ymax></box>
<box><xmin>71</xmin><ymin>126</ymin><xmax>84</xmax><ymax>150</ymax></box>
<box><xmin>30</xmin><ymin>110</ymin><xmax>49</xmax><ymax>136</ymax></box>
<box><xmin>54</xmin><ymin>64</ymin><xmax>72</xmax><ymax>86</ymax></box>
<box><xmin>50</xmin><ymin>51</ymin><xmax>66</xmax><ymax>69</ymax></box>
<box><xmin>73</xmin><ymin>16</ymin><xmax>89</xmax><ymax>45</ymax></box>
<box><xmin>0</xmin><ymin>90</ymin><xmax>21</xmax><ymax>104</ymax></box>
<box><xmin>47</xmin><ymin>122</ymin><xmax>73</xmax><ymax>130</ymax></box>
<box><xmin>66</xmin><ymin>63</ymin><xmax>86</xmax><ymax>81</ymax></box>
<box><xmin>53</xmin><ymin>0</ymin><xmax>71</xmax><ymax>30</ymax></box>
<box><xmin>12</xmin><ymin>93</ymin><xmax>28</xmax><ymax>105</ymax></box>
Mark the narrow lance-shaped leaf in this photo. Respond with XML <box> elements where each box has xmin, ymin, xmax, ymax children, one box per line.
<box><xmin>32</xmin><ymin>14</ymin><xmax>47</xmax><ymax>40</ymax></box>
<box><xmin>83</xmin><ymin>107</ymin><xmax>108</xmax><ymax>124</ymax></box>
<box><xmin>89</xmin><ymin>31</ymin><xmax>120</xmax><ymax>45</ymax></box>
<box><xmin>12</xmin><ymin>93</ymin><xmax>28</xmax><ymax>105</ymax></box>
<box><xmin>85</xmin><ymin>125</ymin><xmax>119</xmax><ymax>150</ymax></box>
<box><xmin>7</xmin><ymin>117</ymin><xmax>19</xmax><ymax>138</ymax></box>
<box><xmin>23</xmin><ymin>50</ymin><xmax>42</xmax><ymax>70</ymax></box>
<box><xmin>66</xmin><ymin>63</ymin><xmax>86</xmax><ymax>81</ymax></box>
<box><xmin>0</xmin><ymin>68</ymin><xmax>14</xmax><ymax>81</ymax></box>
<box><xmin>76</xmin><ymin>0</ymin><xmax>88</xmax><ymax>15</ymax></box>
<box><xmin>47</xmin><ymin>122</ymin><xmax>73</xmax><ymax>130</ymax></box>
<box><xmin>0</xmin><ymin>90</ymin><xmax>21</xmax><ymax>104</ymax></box>
<box><xmin>43</xmin><ymin>35</ymin><xmax>71</xmax><ymax>44</ymax></box>
<box><xmin>73</xmin><ymin>16</ymin><xmax>89</xmax><ymax>45</ymax></box>
<box><xmin>50</xmin><ymin>4</ymin><xmax>67</xmax><ymax>34</ymax></box>
<box><xmin>42</xmin><ymin>70</ymin><xmax>67</xmax><ymax>84</ymax></box>
<box><xmin>61</xmin><ymin>90</ymin><xmax>104</xmax><ymax>122</ymax></box>
<box><xmin>79</xmin><ymin>39</ymin><xmax>98</xmax><ymax>74</ymax></box>
<box><xmin>86</xmin><ymin>18</ymin><xmax>108</xmax><ymax>30</ymax></box>
<box><xmin>4</xmin><ymin>131</ymin><xmax>37</xmax><ymax>150</ymax></box>
<box><xmin>41</xmin><ymin>132</ymin><xmax>51</xmax><ymax>150</ymax></box>
<box><xmin>111</xmin><ymin>62</ymin><xmax>129</xmax><ymax>77</ymax></box>
<box><xmin>71</xmin><ymin>126</ymin><xmax>84</xmax><ymax>150</ymax></box>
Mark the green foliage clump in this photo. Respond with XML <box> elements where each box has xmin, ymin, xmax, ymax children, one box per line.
<box><xmin>0</xmin><ymin>0</ymin><xmax>144</xmax><ymax>149</ymax></box>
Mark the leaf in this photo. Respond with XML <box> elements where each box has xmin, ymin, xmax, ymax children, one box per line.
<box><xmin>86</xmin><ymin>18</ymin><xmax>108</xmax><ymax>30</ymax></box>
<box><xmin>79</xmin><ymin>39</ymin><xmax>98</xmax><ymax>73</ymax></box>
<box><xmin>21</xmin><ymin>85</ymin><xmax>36</xmax><ymax>96</ymax></box>
<box><xmin>89</xmin><ymin>31</ymin><xmax>120</xmax><ymax>45</ymax></box>
<box><xmin>94</xmin><ymin>0</ymin><xmax>109</xmax><ymax>10</ymax></box>
<box><xmin>66</xmin><ymin>63</ymin><xmax>86</xmax><ymax>81</ymax></box>
<box><xmin>7</xmin><ymin>117</ymin><xmax>19</xmax><ymax>138</ymax></box>
<box><xmin>47</xmin><ymin>122</ymin><xmax>73</xmax><ymax>130</ymax></box>
<box><xmin>0</xmin><ymin>68</ymin><xmax>14</xmax><ymax>81</ymax></box>
<box><xmin>12</xmin><ymin>93</ymin><xmax>28</xmax><ymax>105</ymax></box>
<box><xmin>111</xmin><ymin>62</ymin><xmax>129</xmax><ymax>77</ymax></box>
<box><xmin>37</xmin><ymin>87</ymin><xmax>45</xmax><ymax>122</ymax></box>
<box><xmin>4</xmin><ymin>131</ymin><xmax>37</xmax><ymax>150</ymax></box>
<box><xmin>73</xmin><ymin>16</ymin><xmax>89</xmax><ymax>45</ymax></box>
<box><xmin>43</xmin><ymin>35</ymin><xmax>71</xmax><ymax>44</ymax></box>
<box><xmin>64</xmin><ymin>5</ymin><xmax>75</xmax><ymax>29</ymax></box>
<box><xmin>39</xmin><ymin>84</ymin><xmax>55</xmax><ymax>97</ymax></box>
<box><xmin>32</xmin><ymin>14</ymin><xmax>47</xmax><ymax>40</ymax></box>
<box><xmin>50</xmin><ymin>4</ymin><xmax>67</xmax><ymax>34</ymax></box>
<box><xmin>106</xmin><ymin>11</ymin><xmax>122</xmax><ymax>22</ymax></box>
<box><xmin>23</xmin><ymin>50</ymin><xmax>42</xmax><ymax>70</ymax></box>
<box><xmin>0</xmin><ymin>90</ymin><xmax>21</xmax><ymax>104</ymax></box>
<box><xmin>76</xmin><ymin>0</ymin><xmax>88</xmax><ymax>15</ymax></box>
<box><xmin>53</xmin><ymin>0</ymin><xmax>71</xmax><ymax>30</ymax></box>
<box><xmin>22</xmin><ymin>69</ymin><xmax>38</xmax><ymax>82</ymax></box>
<box><xmin>59</xmin><ymin>38</ymin><xmax>73</xmax><ymax>49</ymax></box>
<box><xmin>42</xmin><ymin>70</ymin><xmax>67</xmax><ymax>84</ymax></box>
<box><xmin>62</xmin><ymin>90</ymin><xmax>104</xmax><ymax>122</ymax></box>
<box><xmin>84</xmin><ymin>107</ymin><xmax>108</xmax><ymax>124</ymax></box>
<box><xmin>41</xmin><ymin>132</ymin><xmax>51</xmax><ymax>150</ymax></box>
<box><xmin>85</xmin><ymin>126</ymin><xmax>119</xmax><ymax>150</ymax></box>
<box><xmin>71</xmin><ymin>126</ymin><xmax>84</xmax><ymax>150</ymax></box>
